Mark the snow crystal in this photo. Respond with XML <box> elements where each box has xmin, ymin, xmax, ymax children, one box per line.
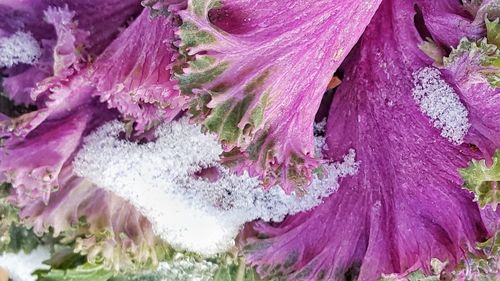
<box><xmin>412</xmin><ymin>67</ymin><xmax>470</xmax><ymax>144</ymax></box>
<box><xmin>314</xmin><ymin>118</ymin><xmax>328</xmax><ymax>157</ymax></box>
<box><xmin>0</xmin><ymin>31</ymin><xmax>41</xmax><ymax>68</ymax></box>
<box><xmin>74</xmin><ymin>119</ymin><xmax>358</xmax><ymax>256</ymax></box>
<box><xmin>117</xmin><ymin>253</ymin><xmax>218</xmax><ymax>281</ymax></box>
<box><xmin>0</xmin><ymin>247</ymin><xmax>50</xmax><ymax>281</ymax></box>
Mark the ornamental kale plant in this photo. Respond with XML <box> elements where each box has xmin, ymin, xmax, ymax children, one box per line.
<box><xmin>0</xmin><ymin>0</ymin><xmax>499</xmax><ymax>280</ymax></box>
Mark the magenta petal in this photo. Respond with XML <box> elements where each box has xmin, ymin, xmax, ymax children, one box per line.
<box><xmin>90</xmin><ymin>9</ymin><xmax>185</xmax><ymax>132</ymax></box>
<box><xmin>244</xmin><ymin>1</ymin><xmax>499</xmax><ymax>280</ymax></box>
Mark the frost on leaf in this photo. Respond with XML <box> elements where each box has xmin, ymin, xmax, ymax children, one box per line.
<box><xmin>243</xmin><ymin>1</ymin><xmax>497</xmax><ymax>280</ymax></box>
<box><xmin>460</xmin><ymin>150</ymin><xmax>500</xmax><ymax>210</ymax></box>
<box><xmin>0</xmin><ymin>31</ymin><xmax>41</xmax><ymax>68</ymax></box>
<box><xmin>74</xmin><ymin>119</ymin><xmax>358</xmax><ymax>256</ymax></box>
<box><xmin>176</xmin><ymin>0</ymin><xmax>381</xmax><ymax>191</ymax></box>
<box><xmin>439</xmin><ymin>36</ymin><xmax>500</xmax><ymax>160</ymax></box>
<box><xmin>412</xmin><ymin>67</ymin><xmax>470</xmax><ymax>144</ymax></box>
<box><xmin>121</xmin><ymin>253</ymin><xmax>219</xmax><ymax>281</ymax></box>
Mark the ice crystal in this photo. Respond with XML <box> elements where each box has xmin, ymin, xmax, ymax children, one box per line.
<box><xmin>412</xmin><ymin>67</ymin><xmax>470</xmax><ymax>144</ymax></box>
<box><xmin>74</xmin><ymin>119</ymin><xmax>358</xmax><ymax>255</ymax></box>
<box><xmin>0</xmin><ymin>246</ymin><xmax>50</xmax><ymax>281</ymax></box>
<box><xmin>314</xmin><ymin>118</ymin><xmax>328</xmax><ymax>157</ymax></box>
<box><xmin>0</xmin><ymin>31</ymin><xmax>41</xmax><ymax>68</ymax></box>
<box><xmin>114</xmin><ymin>253</ymin><xmax>218</xmax><ymax>281</ymax></box>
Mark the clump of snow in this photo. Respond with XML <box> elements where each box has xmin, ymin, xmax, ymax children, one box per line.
<box><xmin>118</xmin><ymin>253</ymin><xmax>218</xmax><ymax>281</ymax></box>
<box><xmin>74</xmin><ymin>119</ymin><xmax>358</xmax><ymax>256</ymax></box>
<box><xmin>158</xmin><ymin>256</ymin><xmax>217</xmax><ymax>281</ymax></box>
<box><xmin>0</xmin><ymin>247</ymin><xmax>50</xmax><ymax>281</ymax></box>
<box><xmin>0</xmin><ymin>31</ymin><xmax>41</xmax><ymax>68</ymax></box>
<box><xmin>412</xmin><ymin>67</ymin><xmax>470</xmax><ymax>144</ymax></box>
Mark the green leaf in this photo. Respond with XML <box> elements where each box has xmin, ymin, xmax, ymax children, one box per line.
<box><xmin>42</xmin><ymin>246</ymin><xmax>87</xmax><ymax>269</ymax></box>
<box><xmin>486</xmin><ymin>18</ymin><xmax>500</xmax><ymax>48</ymax></box>
<box><xmin>5</xmin><ymin>223</ymin><xmax>42</xmax><ymax>253</ymax></box>
<box><xmin>212</xmin><ymin>256</ymin><xmax>261</xmax><ymax>281</ymax></box>
<box><xmin>213</xmin><ymin>266</ymin><xmax>232</xmax><ymax>281</ymax></box>
<box><xmin>442</xmin><ymin>35</ymin><xmax>500</xmax><ymax>88</ymax></box>
<box><xmin>35</xmin><ymin>263</ymin><xmax>114</xmax><ymax>281</ymax></box>
<box><xmin>456</xmin><ymin>232</ymin><xmax>500</xmax><ymax>281</ymax></box>
<box><xmin>0</xmin><ymin>182</ymin><xmax>10</xmax><ymax>197</ymax></box>
<box><xmin>179</xmin><ymin>22</ymin><xmax>218</xmax><ymax>50</ymax></box>
<box><xmin>477</xmin><ymin>231</ymin><xmax>500</xmax><ymax>257</ymax></box>
<box><xmin>459</xmin><ymin>150</ymin><xmax>500</xmax><ymax>209</ymax></box>
<box><xmin>0</xmin><ymin>183</ymin><xmax>42</xmax><ymax>254</ymax></box>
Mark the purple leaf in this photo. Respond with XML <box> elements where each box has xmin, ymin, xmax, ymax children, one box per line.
<box><xmin>177</xmin><ymin>0</ymin><xmax>382</xmax><ymax>192</ymax></box>
<box><xmin>244</xmin><ymin>1</ymin><xmax>500</xmax><ymax>279</ymax></box>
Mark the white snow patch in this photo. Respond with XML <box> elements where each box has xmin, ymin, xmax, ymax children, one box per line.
<box><xmin>0</xmin><ymin>31</ymin><xmax>41</xmax><ymax>68</ymax></box>
<box><xmin>0</xmin><ymin>247</ymin><xmax>50</xmax><ymax>281</ymax></box>
<box><xmin>118</xmin><ymin>253</ymin><xmax>218</xmax><ymax>281</ymax></box>
<box><xmin>155</xmin><ymin>254</ymin><xmax>218</xmax><ymax>281</ymax></box>
<box><xmin>314</xmin><ymin>118</ymin><xmax>328</xmax><ymax>157</ymax></box>
<box><xmin>412</xmin><ymin>67</ymin><xmax>470</xmax><ymax>144</ymax></box>
<box><xmin>74</xmin><ymin>119</ymin><xmax>358</xmax><ymax>256</ymax></box>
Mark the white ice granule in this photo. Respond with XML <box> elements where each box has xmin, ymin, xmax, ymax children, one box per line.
<box><xmin>157</xmin><ymin>256</ymin><xmax>217</xmax><ymax>281</ymax></box>
<box><xmin>0</xmin><ymin>247</ymin><xmax>50</xmax><ymax>281</ymax></box>
<box><xmin>118</xmin><ymin>253</ymin><xmax>218</xmax><ymax>281</ymax></box>
<box><xmin>314</xmin><ymin>118</ymin><xmax>328</xmax><ymax>157</ymax></box>
<box><xmin>0</xmin><ymin>31</ymin><xmax>42</xmax><ymax>68</ymax></box>
<box><xmin>412</xmin><ymin>67</ymin><xmax>470</xmax><ymax>144</ymax></box>
<box><xmin>74</xmin><ymin>118</ymin><xmax>358</xmax><ymax>256</ymax></box>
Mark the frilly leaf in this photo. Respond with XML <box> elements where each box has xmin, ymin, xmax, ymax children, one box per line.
<box><xmin>378</xmin><ymin>258</ymin><xmax>446</xmax><ymax>281</ymax></box>
<box><xmin>460</xmin><ymin>150</ymin><xmax>500</xmax><ymax>210</ymax></box>
<box><xmin>243</xmin><ymin>0</ymin><xmax>499</xmax><ymax>279</ymax></box>
<box><xmin>176</xmin><ymin>0</ymin><xmax>381</xmax><ymax>191</ymax></box>
<box><xmin>0</xmin><ymin>110</ymin><xmax>94</xmax><ymax>205</ymax></box>
<box><xmin>443</xmin><ymin>36</ymin><xmax>499</xmax><ymax>88</ymax></box>
<box><xmin>18</xmin><ymin>164</ymin><xmax>167</xmax><ymax>272</ymax></box>
<box><xmin>444</xmin><ymin>38</ymin><xmax>499</xmax><ymax>67</ymax></box>
<box><xmin>380</xmin><ymin>232</ymin><xmax>500</xmax><ymax>281</ymax></box>
<box><xmin>89</xmin><ymin>9</ymin><xmax>185</xmax><ymax>133</ymax></box>
<box><xmin>141</xmin><ymin>0</ymin><xmax>188</xmax><ymax>18</ymax></box>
